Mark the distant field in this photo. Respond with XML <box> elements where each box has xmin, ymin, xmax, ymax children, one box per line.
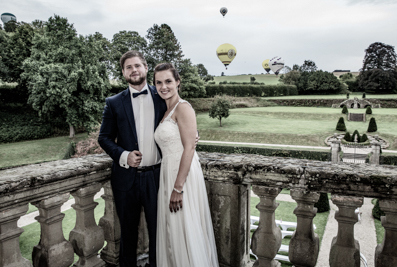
<box><xmin>263</xmin><ymin>93</ymin><xmax>397</xmax><ymax>99</ymax></box>
<box><xmin>213</xmin><ymin>74</ymin><xmax>281</xmax><ymax>85</ymax></box>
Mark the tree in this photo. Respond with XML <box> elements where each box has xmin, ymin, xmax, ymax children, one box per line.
<box><xmin>358</xmin><ymin>42</ymin><xmax>397</xmax><ymax>93</ymax></box>
<box><xmin>367</xmin><ymin>117</ymin><xmax>377</xmax><ymax>132</ymax></box>
<box><xmin>250</xmin><ymin>76</ymin><xmax>256</xmax><ymax>83</ymax></box>
<box><xmin>283</xmin><ymin>65</ymin><xmax>292</xmax><ymax>74</ymax></box>
<box><xmin>299</xmin><ymin>60</ymin><xmax>317</xmax><ymax>72</ymax></box>
<box><xmin>22</xmin><ymin>15</ymin><xmax>110</xmax><ymax>137</ymax></box>
<box><xmin>296</xmin><ymin>70</ymin><xmax>342</xmax><ymax>94</ymax></box>
<box><xmin>351</xmin><ymin>130</ymin><xmax>361</xmax><ymax>143</ymax></box>
<box><xmin>339</xmin><ymin>72</ymin><xmax>353</xmax><ymax>81</ymax></box>
<box><xmin>111</xmin><ymin>30</ymin><xmax>147</xmax><ymax>84</ymax></box>
<box><xmin>146</xmin><ymin>24</ymin><xmax>183</xmax><ymax>83</ymax></box>
<box><xmin>196</xmin><ymin>63</ymin><xmax>208</xmax><ymax>78</ymax></box>
<box><xmin>336</xmin><ymin>117</ymin><xmax>346</xmax><ymax>131</ymax></box>
<box><xmin>209</xmin><ymin>95</ymin><xmax>231</xmax><ymax>127</ymax></box>
<box><xmin>366</xmin><ymin>106</ymin><xmax>372</xmax><ymax>114</ymax></box>
<box><xmin>342</xmin><ymin>106</ymin><xmax>348</xmax><ymax>114</ymax></box>
<box><xmin>344</xmin><ymin>131</ymin><xmax>351</xmax><ymax>142</ymax></box>
<box><xmin>176</xmin><ymin>58</ymin><xmax>206</xmax><ymax>98</ymax></box>
<box><xmin>279</xmin><ymin>70</ymin><xmax>300</xmax><ymax>85</ymax></box>
<box><xmin>4</xmin><ymin>20</ymin><xmax>18</xmax><ymax>33</ymax></box>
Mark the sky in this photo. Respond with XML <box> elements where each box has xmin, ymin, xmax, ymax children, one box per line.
<box><xmin>1</xmin><ymin>0</ymin><xmax>397</xmax><ymax>76</ymax></box>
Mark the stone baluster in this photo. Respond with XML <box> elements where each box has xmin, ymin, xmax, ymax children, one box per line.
<box><xmin>32</xmin><ymin>193</ymin><xmax>74</xmax><ymax>267</ymax></box>
<box><xmin>370</xmin><ymin>141</ymin><xmax>381</xmax><ymax>165</ymax></box>
<box><xmin>331</xmin><ymin>140</ymin><xmax>341</xmax><ymax>163</ymax></box>
<box><xmin>0</xmin><ymin>204</ymin><xmax>32</xmax><ymax>267</ymax></box>
<box><xmin>289</xmin><ymin>189</ymin><xmax>320</xmax><ymax>267</ymax></box>
<box><xmin>70</xmin><ymin>183</ymin><xmax>105</xmax><ymax>267</ymax></box>
<box><xmin>251</xmin><ymin>186</ymin><xmax>281</xmax><ymax>267</ymax></box>
<box><xmin>98</xmin><ymin>181</ymin><xmax>120</xmax><ymax>265</ymax></box>
<box><xmin>329</xmin><ymin>195</ymin><xmax>363</xmax><ymax>267</ymax></box>
<box><xmin>375</xmin><ymin>199</ymin><xmax>397</xmax><ymax>266</ymax></box>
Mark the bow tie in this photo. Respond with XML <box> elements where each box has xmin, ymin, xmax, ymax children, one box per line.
<box><xmin>132</xmin><ymin>90</ymin><xmax>148</xmax><ymax>98</ymax></box>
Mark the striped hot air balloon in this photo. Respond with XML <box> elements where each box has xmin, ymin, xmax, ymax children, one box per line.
<box><xmin>269</xmin><ymin>56</ymin><xmax>285</xmax><ymax>75</ymax></box>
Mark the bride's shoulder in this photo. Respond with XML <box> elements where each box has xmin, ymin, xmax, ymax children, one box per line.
<box><xmin>175</xmin><ymin>99</ymin><xmax>195</xmax><ymax>116</ymax></box>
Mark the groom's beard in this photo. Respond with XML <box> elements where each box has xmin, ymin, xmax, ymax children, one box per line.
<box><xmin>126</xmin><ymin>76</ymin><xmax>146</xmax><ymax>86</ymax></box>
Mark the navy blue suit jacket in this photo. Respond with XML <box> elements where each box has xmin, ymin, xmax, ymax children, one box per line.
<box><xmin>98</xmin><ymin>85</ymin><xmax>167</xmax><ymax>191</ymax></box>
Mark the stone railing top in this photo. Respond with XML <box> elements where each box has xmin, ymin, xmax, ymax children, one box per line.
<box><xmin>1</xmin><ymin>152</ymin><xmax>397</xmax><ymax>207</ymax></box>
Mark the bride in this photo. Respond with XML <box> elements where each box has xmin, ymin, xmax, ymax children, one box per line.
<box><xmin>153</xmin><ymin>63</ymin><xmax>219</xmax><ymax>267</ymax></box>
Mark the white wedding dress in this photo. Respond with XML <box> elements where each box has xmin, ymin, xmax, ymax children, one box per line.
<box><xmin>154</xmin><ymin>99</ymin><xmax>219</xmax><ymax>267</ymax></box>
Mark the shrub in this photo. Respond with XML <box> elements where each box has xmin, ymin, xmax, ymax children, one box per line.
<box><xmin>366</xmin><ymin>106</ymin><xmax>372</xmax><ymax>114</ymax></box>
<box><xmin>314</xmin><ymin>193</ymin><xmax>330</xmax><ymax>213</ymax></box>
<box><xmin>72</xmin><ymin>127</ymin><xmax>103</xmax><ymax>158</ymax></box>
<box><xmin>209</xmin><ymin>95</ymin><xmax>231</xmax><ymax>127</ymax></box>
<box><xmin>344</xmin><ymin>132</ymin><xmax>351</xmax><ymax>142</ymax></box>
<box><xmin>347</xmin><ymin>93</ymin><xmax>350</xmax><ymax>99</ymax></box>
<box><xmin>342</xmin><ymin>106</ymin><xmax>348</xmax><ymax>114</ymax></box>
<box><xmin>336</xmin><ymin>117</ymin><xmax>346</xmax><ymax>131</ymax></box>
<box><xmin>367</xmin><ymin>117</ymin><xmax>377</xmax><ymax>132</ymax></box>
<box><xmin>361</xmin><ymin>134</ymin><xmax>368</xmax><ymax>143</ymax></box>
<box><xmin>351</xmin><ymin>130</ymin><xmax>361</xmax><ymax>143</ymax></box>
<box><xmin>372</xmin><ymin>199</ymin><xmax>385</xmax><ymax>220</ymax></box>
<box><xmin>363</xmin><ymin>92</ymin><xmax>366</xmax><ymax>98</ymax></box>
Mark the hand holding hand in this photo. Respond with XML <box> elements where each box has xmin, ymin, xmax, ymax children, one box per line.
<box><xmin>127</xmin><ymin>150</ymin><xmax>142</xmax><ymax>168</ymax></box>
<box><xmin>169</xmin><ymin>190</ymin><xmax>183</xmax><ymax>213</ymax></box>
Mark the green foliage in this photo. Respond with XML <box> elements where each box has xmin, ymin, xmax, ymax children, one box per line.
<box><xmin>22</xmin><ymin>15</ymin><xmax>110</xmax><ymax>136</ymax></box>
<box><xmin>380</xmin><ymin>155</ymin><xmax>397</xmax><ymax>165</ymax></box>
<box><xmin>296</xmin><ymin>70</ymin><xmax>343</xmax><ymax>95</ymax></box>
<box><xmin>63</xmin><ymin>142</ymin><xmax>76</xmax><ymax>159</ymax></box>
<box><xmin>358</xmin><ymin>68</ymin><xmax>397</xmax><ymax>94</ymax></box>
<box><xmin>345</xmin><ymin>79</ymin><xmax>359</xmax><ymax>92</ymax></box>
<box><xmin>368</xmin><ymin>117</ymin><xmax>378</xmax><ymax>132</ymax></box>
<box><xmin>196</xmin><ymin>144</ymin><xmax>330</xmax><ymax>161</ymax></box>
<box><xmin>351</xmin><ymin>130</ymin><xmax>361</xmax><ymax>143</ymax></box>
<box><xmin>110</xmin><ymin>30</ymin><xmax>147</xmax><ymax>84</ymax></box>
<box><xmin>347</xmin><ymin>93</ymin><xmax>350</xmax><ymax>99</ymax></box>
<box><xmin>250</xmin><ymin>76</ymin><xmax>256</xmax><ymax>83</ymax></box>
<box><xmin>361</xmin><ymin>133</ymin><xmax>368</xmax><ymax>142</ymax></box>
<box><xmin>177</xmin><ymin>58</ymin><xmax>206</xmax><ymax>98</ymax></box>
<box><xmin>339</xmin><ymin>72</ymin><xmax>353</xmax><ymax>81</ymax></box>
<box><xmin>372</xmin><ymin>199</ymin><xmax>385</xmax><ymax>220</ymax></box>
<box><xmin>314</xmin><ymin>193</ymin><xmax>330</xmax><ymax>213</ymax></box>
<box><xmin>343</xmin><ymin>131</ymin><xmax>351</xmax><ymax>142</ymax></box>
<box><xmin>363</xmin><ymin>92</ymin><xmax>366</xmax><ymax>98</ymax></box>
<box><xmin>205</xmin><ymin>84</ymin><xmax>298</xmax><ymax>98</ymax></box>
<box><xmin>342</xmin><ymin>106</ymin><xmax>348</xmax><ymax>114</ymax></box>
<box><xmin>336</xmin><ymin>117</ymin><xmax>346</xmax><ymax>131</ymax></box>
<box><xmin>366</xmin><ymin>106</ymin><xmax>372</xmax><ymax>114</ymax></box>
<box><xmin>279</xmin><ymin>70</ymin><xmax>300</xmax><ymax>85</ymax></box>
<box><xmin>209</xmin><ymin>95</ymin><xmax>231</xmax><ymax>127</ymax></box>
<box><xmin>196</xmin><ymin>63</ymin><xmax>208</xmax><ymax>78</ymax></box>
<box><xmin>299</xmin><ymin>60</ymin><xmax>317</xmax><ymax>72</ymax></box>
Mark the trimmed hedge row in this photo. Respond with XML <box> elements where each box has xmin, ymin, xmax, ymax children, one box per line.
<box><xmin>268</xmin><ymin>99</ymin><xmax>339</xmax><ymax>107</ymax></box>
<box><xmin>380</xmin><ymin>155</ymin><xmax>397</xmax><ymax>166</ymax></box>
<box><xmin>0</xmin><ymin>84</ymin><xmax>29</xmax><ymax>105</ymax></box>
<box><xmin>196</xmin><ymin>144</ymin><xmax>331</xmax><ymax>161</ymax></box>
<box><xmin>205</xmin><ymin>84</ymin><xmax>298</xmax><ymax>98</ymax></box>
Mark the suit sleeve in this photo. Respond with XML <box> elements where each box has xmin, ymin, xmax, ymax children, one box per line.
<box><xmin>98</xmin><ymin>98</ymin><xmax>126</xmax><ymax>163</ymax></box>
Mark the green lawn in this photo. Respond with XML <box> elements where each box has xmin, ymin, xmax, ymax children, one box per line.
<box><xmin>213</xmin><ymin>74</ymin><xmax>281</xmax><ymax>85</ymax></box>
<box><xmin>0</xmin><ymin>133</ymin><xmax>88</xmax><ymax>169</ymax></box>
<box><xmin>197</xmin><ymin>106</ymin><xmax>397</xmax><ymax>149</ymax></box>
<box><xmin>262</xmin><ymin>93</ymin><xmax>397</xmax><ymax>99</ymax></box>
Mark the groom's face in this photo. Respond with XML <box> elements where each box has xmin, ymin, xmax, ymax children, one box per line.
<box><xmin>122</xmin><ymin>57</ymin><xmax>148</xmax><ymax>86</ymax></box>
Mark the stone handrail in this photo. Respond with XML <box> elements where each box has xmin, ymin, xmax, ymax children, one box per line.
<box><xmin>1</xmin><ymin>152</ymin><xmax>397</xmax><ymax>267</ymax></box>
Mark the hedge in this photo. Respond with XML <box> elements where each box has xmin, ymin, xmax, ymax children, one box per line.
<box><xmin>0</xmin><ymin>84</ymin><xmax>29</xmax><ymax>105</ymax></box>
<box><xmin>380</xmin><ymin>155</ymin><xmax>397</xmax><ymax>166</ymax></box>
<box><xmin>314</xmin><ymin>193</ymin><xmax>330</xmax><ymax>213</ymax></box>
<box><xmin>196</xmin><ymin>144</ymin><xmax>331</xmax><ymax>161</ymax></box>
<box><xmin>205</xmin><ymin>84</ymin><xmax>298</xmax><ymax>98</ymax></box>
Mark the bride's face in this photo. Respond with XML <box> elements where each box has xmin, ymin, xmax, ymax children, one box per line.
<box><xmin>155</xmin><ymin>70</ymin><xmax>180</xmax><ymax>100</ymax></box>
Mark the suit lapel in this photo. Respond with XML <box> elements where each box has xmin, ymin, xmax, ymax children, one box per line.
<box><xmin>149</xmin><ymin>85</ymin><xmax>162</xmax><ymax>129</ymax></box>
<box><xmin>121</xmin><ymin>88</ymin><xmax>138</xmax><ymax>144</ymax></box>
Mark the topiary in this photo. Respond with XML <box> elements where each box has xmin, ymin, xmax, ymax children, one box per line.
<box><xmin>315</xmin><ymin>193</ymin><xmax>330</xmax><ymax>213</ymax></box>
<box><xmin>361</xmin><ymin>133</ymin><xmax>368</xmax><ymax>143</ymax></box>
<box><xmin>336</xmin><ymin>117</ymin><xmax>346</xmax><ymax>131</ymax></box>
<box><xmin>346</xmin><ymin>93</ymin><xmax>350</xmax><ymax>99</ymax></box>
<box><xmin>366</xmin><ymin>106</ymin><xmax>372</xmax><ymax>114</ymax></box>
<box><xmin>342</xmin><ymin>106</ymin><xmax>348</xmax><ymax>114</ymax></box>
<box><xmin>367</xmin><ymin>117</ymin><xmax>377</xmax><ymax>132</ymax></box>
<box><xmin>351</xmin><ymin>130</ymin><xmax>361</xmax><ymax>143</ymax></box>
<box><xmin>344</xmin><ymin>131</ymin><xmax>351</xmax><ymax>142</ymax></box>
<box><xmin>363</xmin><ymin>92</ymin><xmax>366</xmax><ymax>99</ymax></box>
<box><xmin>372</xmin><ymin>199</ymin><xmax>385</xmax><ymax>220</ymax></box>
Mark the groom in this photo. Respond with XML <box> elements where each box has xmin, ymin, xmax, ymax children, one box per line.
<box><xmin>98</xmin><ymin>50</ymin><xmax>167</xmax><ymax>267</ymax></box>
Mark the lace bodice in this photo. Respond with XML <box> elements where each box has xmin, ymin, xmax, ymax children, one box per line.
<box><xmin>154</xmin><ymin>99</ymin><xmax>191</xmax><ymax>157</ymax></box>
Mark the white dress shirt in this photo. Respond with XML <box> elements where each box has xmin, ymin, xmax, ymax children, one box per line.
<box><xmin>119</xmin><ymin>85</ymin><xmax>161</xmax><ymax>169</ymax></box>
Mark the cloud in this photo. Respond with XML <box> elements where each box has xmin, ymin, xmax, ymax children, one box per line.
<box><xmin>346</xmin><ymin>0</ymin><xmax>397</xmax><ymax>5</ymax></box>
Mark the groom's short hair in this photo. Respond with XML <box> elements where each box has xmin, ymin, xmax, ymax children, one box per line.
<box><xmin>120</xmin><ymin>50</ymin><xmax>147</xmax><ymax>69</ymax></box>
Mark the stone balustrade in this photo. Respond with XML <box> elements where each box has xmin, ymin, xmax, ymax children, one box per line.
<box><xmin>1</xmin><ymin>152</ymin><xmax>397</xmax><ymax>267</ymax></box>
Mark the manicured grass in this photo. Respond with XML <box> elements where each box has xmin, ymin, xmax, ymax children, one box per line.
<box><xmin>197</xmin><ymin>107</ymin><xmax>397</xmax><ymax>149</ymax></box>
<box><xmin>20</xmin><ymin>197</ymin><xmax>105</xmax><ymax>263</ymax></box>
<box><xmin>250</xmin><ymin>196</ymin><xmax>329</xmax><ymax>266</ymax></box>
<box><xmin>0</xmin><ymin>133</ymin><xmax>88</xmax><ymax>169</ymax></box>
<box><xmin>262</xmin><ymin>93</ymin><xmax>397</xmax><ymax>99</ymax></box>
<box><xmin>213</xmin><ymin>74</ymin><xmax>281</xmax><ymax>85</ymax></box>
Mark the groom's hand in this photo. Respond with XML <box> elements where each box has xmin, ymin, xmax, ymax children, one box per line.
<box><xmin>194</xmin><ymin>130</ymin><xmax>200</xmax><ymax>148</ymax></box>
<box><xmin>127</xmin><ymin>150</ymin><xmax>142</xmax><ymax>168</ymax></box>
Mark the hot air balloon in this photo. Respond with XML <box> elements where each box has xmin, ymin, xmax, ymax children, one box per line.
<box><xmin>220</xmin><ymin>7</ymin><xmax>228</xmax><ymax>18</ymax></box>
<box><xmin>216</xmin><ymin>43</ymin><xmax>237</xmax><ymax>69</ymax></box>
<box><xmin>269</xmin><ymin>56</ymin><xmax>285</xmax><ymax>75</ymax></box>
<box><xmin>1</xmin><ymin>13</ymin><xmax>17</xmax><ymax>25</ymax></box>
<box><xmin>262</xmin><ymin>59</ymin><xmax>271</xmax><ymax>74</ymax></box>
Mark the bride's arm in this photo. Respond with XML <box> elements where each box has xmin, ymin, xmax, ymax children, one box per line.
<box><xmin>169</xmin><ymin>103</ymin><xmax>197</xmax><ymax>212</ymax></box>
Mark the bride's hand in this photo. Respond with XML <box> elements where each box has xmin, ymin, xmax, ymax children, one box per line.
<box><xmin>169</xmin><ymin>190</ymin><xmax>183</xmax><ymax>213</ymax></box>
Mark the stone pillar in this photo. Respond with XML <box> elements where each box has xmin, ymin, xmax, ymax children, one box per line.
<box><xmin>70</xmin><ymin>183</ymin><xmax>105</xmax><ymax>267</ymax></box>
<box><xmin>251</xmin><ymin>186</ymin><xmax>281</xmax><ymax>267</ymax></box>
<box><xmin>32</xmin><ymin>193</ymin><xmax>74</xmax><ymax>267</ymax></box>
<box><xmin>0</xmin><ymin>204</ymin><xmax>32</xmax><ymax>267</ymax></box>
<box><xmin>329</xmin><ymin>195</ymin><xmax>363</xmax><ymax>267</ymax></box>
<box><xmin>331</xmin><ymin>140</ymin><xmax>341</xmax><ymax>163</ymax></box>
<box><xmin>375</xmin><ymin>199</ymin><xmax>397</xmax><ymax>267</ymax></box>
<box><xmin>370</xmin><ymin>141</ymin><xmax>381</xmax><ymax>165</ymax></box>
<box><xmin>289</xmin><ymin>189</ymin><xmax>320</xmax><ymax>267</ymax></box>
<box><xmin>98</xmin><ymin>181</ymin><xmax>120</xmax><ymax>266</ymax></box>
